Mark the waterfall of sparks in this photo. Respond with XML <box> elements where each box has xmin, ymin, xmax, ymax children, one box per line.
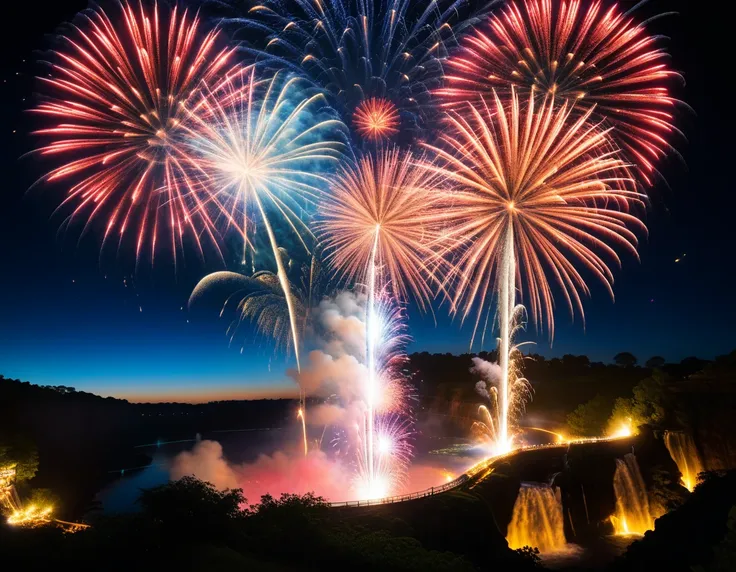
<box><xmin>610</xmin><ymin>454</ymin><xmax>654</xmax><ymax>535</ymax></box>
<box><xmin>253</xmin><ymin>195</ymin><xmax>307</xmax><ymax>456</ymax></box>
<box><xmin>2</xmin><ymin>468</ymin><xmax>55</xmax><ymax>528</ymax></box>
<box><xmin>497</xmin><ymin>222</ymin><xmax>516</xmax><ymax>454</ymax></box>
<box><xmin>365</xmin><ymin>228</ymin><xmax>381</xmax><ymax>488</ymax></box>
<box><xmin>664</xmin><ymin>432</ymin><xmax>704</xmax><ymax>492</ymax></box>
<box><xmin>507</xmin><ymin>483</ymin><xmax>567</xmax><ymax>553</ymax></box>
<box><xmin>1</xmin><ymin>471</ymin><xmax>21</xmax><ymax>516</ymax></box>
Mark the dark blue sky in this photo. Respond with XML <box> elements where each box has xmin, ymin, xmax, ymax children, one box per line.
<box><xmin>1</xmin><ymin>0</ymin><xmax>734</xmax><ymax>402</ymax></box>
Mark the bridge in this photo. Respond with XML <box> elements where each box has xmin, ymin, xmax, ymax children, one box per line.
<box><xmin>328</xmin><ymin>434</ymin><xmax>629</xmax><ymax>508</ymax></box>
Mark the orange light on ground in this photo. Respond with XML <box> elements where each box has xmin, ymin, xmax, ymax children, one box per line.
<box><xmin>7</xmin><ymin>505</ymin><xmax>53</xmax><ymax>527</ymax></box>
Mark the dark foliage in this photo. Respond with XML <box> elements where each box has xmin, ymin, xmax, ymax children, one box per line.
<box><xmin>0</xmin><ymin>478</ymin><xmax>490</xmax><ymax>571</ymax></box>
<box><xmin>614</xmin><ymin>352</ymin><xmax>638</xmax><ymax>367</ymax></box>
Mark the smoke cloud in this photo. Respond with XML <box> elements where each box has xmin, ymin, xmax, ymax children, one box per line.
<box><xmin>471</xmin><ymin>357</ymin><xmax>502</xmax><ymax>401</ymax></box>
<box><xmin>170</xmin><ymin>439</ymin><xmax>358</xmax><ymax>502</ymax></box>
<box><xmin>170</xmin><ymin>440</ymin><xmax>239</xmax><ymax>490</ymax></box>
<box><xmin>170</xmin><ymin>439</ymin><xmax>458</xmax><ymax>502</ymax></box>
<box><xmin>286</xmin><ymin>291</ymin><xmax>371</xmax><ymax>427</ymax></box>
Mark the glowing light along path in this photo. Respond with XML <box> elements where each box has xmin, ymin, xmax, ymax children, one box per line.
<box><xmin>331</xmin><ymin>433</ymin><xmax>635</xmax><ymax>507</ymax></box>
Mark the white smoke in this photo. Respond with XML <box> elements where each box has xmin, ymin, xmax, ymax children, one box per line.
<box><xmin>314</xmin><ymin>291</ymin><xmax>367</xmax><ymax>358</ymax></box>
<box><xmin>287</xmin><ymin>291</ymin><xmax>372</xmax><ymax>424</ymax></box>
<box><xmin>170</xmin><ymin>440</ymin><xmax>238</xmax><ymax>490</ymax></box>
<box><xmin>475</xmin><ymin>380</ymin><xmax>491</xmax><ymax>401</ymax></box>
<box><xmin>471</xmin><ymin>357</ymin><xmax>502</xmax><ymax>401</ymax></box>
<box><xmin>169</xmin><ymin>291</ymin><xmax>421</xmax><ymax>503</ymax></box>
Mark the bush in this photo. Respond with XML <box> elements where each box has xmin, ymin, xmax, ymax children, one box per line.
<box><xmin>567</xmin><ymin>394</ymin><xmax>610</xmax><ymax>437</ymax></box>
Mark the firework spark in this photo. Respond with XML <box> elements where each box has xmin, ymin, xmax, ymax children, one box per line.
<box><xmin>34</xmin><ymin>2</ymin><xmax>237</xmax><ymax>263</ymax></box>
<box><xmin>189</xmin><ymin>269</ymin><xmax>307</xmax><ymax>355</ymax></box>
<box><xmin>319</xmin><ymin>147</ymin><xmax>446</xmax><ymax>310</ymax></box>
<box><xmin>222</xmin><ymin>0</ymin><xmax>494</xmax><ymax>138</ymax></box>
<box><xmin>424</xmin><ymin>89</ymin><xmax>644</xmax><ymax>447</ymax></box>
<box><xmin>189</xmin><ymin>260</ymin><xmax>330</xmax><ymax>457</ymax></box>
<box><xmin>180</xmin><ymin>68</ymin><xmax>345</xmax><ymax>373</ymax></box>
<box><xmin>437</xmin><ymin>0</ymin><xmax>681</xmax><ymax>184</ymax></box>
<box><xmin>353</xmin><ymin>98</ymin><xmax>400</xmax><ymax>141</ymax></box>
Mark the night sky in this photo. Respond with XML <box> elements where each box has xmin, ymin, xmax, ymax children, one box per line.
<box><xmin>1</xmin><ymin>0</ymin><xmax>734</xmax><ymax>402</ymax></box>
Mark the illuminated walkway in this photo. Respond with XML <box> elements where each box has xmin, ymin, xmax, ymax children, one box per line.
<box><xmin>330</xmin><ymin>434</ymin><xmax>633</xmax><ymax>508</ymax></box>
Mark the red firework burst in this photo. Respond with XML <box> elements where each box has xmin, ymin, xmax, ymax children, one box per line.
<box><xmin>34</xmin><ymin>2</ymin><xmax>237</xmax><ymax>263</ymax></box>
<box><xmin>353</xmin><ymin>98</ymin><xmax>400</xmax><ymax>140</ymax></box>
<box><xmin>436</xmin><ymin>0</ymin><xmax>681</xmax><ymax>185</ymax></box>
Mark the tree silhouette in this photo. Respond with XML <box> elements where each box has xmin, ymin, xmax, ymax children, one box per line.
<box><xmin>614</xmin><ymin>352</ymin><xmax>638</xmax><ymax>367</ymax></box>
<box><xmin>646</xmin><ymin>356</ymin><xmax>666</xmax><ymax>369</ymax></box>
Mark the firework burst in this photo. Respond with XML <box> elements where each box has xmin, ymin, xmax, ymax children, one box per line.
<box><xmin>180</xmin><ymin>69</ymin><xmax>345</xmax><ymax>261</ymax></box>
<box><xmin>318</xmin><ymin>147</ymin><xmax>433</xmax><ymax>496</ymax></box>
<box><xmin>189</xmin><ymin>268</ymin><xmax>307</xmax><ymax>355</ymax></box>
<box><xmin>424</xmin><ymin>89</ymin><xmax>644</xmax><ymax>448</ymax></box>
<box><xmin>318</xmin><ymin>146</ymin><xmax>447</xmax><ymax>310</ymax></box>
<box><xmin>179</xmin><ymin>68</ymin><xmax>345</xmax><ymax>373</ymax></box>
<box><xmin>426</xmin><ymin>90</ymin><xmax>644</xmax><ymax>337</ymax></box>
<box><xmin>34</xmin><ymin>2</ymin><xmax>237</xmax><ymax>263</ymax></box>
<box><xmin>220</xmin><ymin>0</ymin><xmax>494</xmax><ymax>139</ymax></box>
<box><xmin>437</xmin><ymin>0</ymin><xmax>681</xmax><ymax>184</ymax></box>
<box><xmin>353</xmin><ymin>98</ymin><xmax>400</xmax><ymax>141</ymax></box>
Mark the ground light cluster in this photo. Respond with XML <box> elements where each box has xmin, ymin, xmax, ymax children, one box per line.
<box><xmin>22</xmin><ymin>0</ymin><xmax>683</xmax><ymax>515</ymax></box>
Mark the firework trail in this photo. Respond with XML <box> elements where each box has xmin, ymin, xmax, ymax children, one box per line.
<box><xmin>437</xmin><ymin>0</ymin><xmax>682</xmax><ymax>185</ymax></box>
<box><xmin>352</xmin><ymin>293</ymin><xmax>414</xmax><ymax>498</ymax></box>
<box><xmin>190</xmin><ymin>256</ymin><xmax>328</xmax><ymax>455</ymax></box>
<box><xmin>319</xmin><ymin>147</ymin><xmax>442</xmax><ymax>495</ymax></box>
<box><xmin>180</xmin><ymin>68</ymin><xmax>346</xmax><ymax>453</ymax></box>
<box><xmin>216</xmin><ymin>0</ymin><xmax>495</xmax><ymax>140</ymax></box>
<box><xmin>180</xmin><ymin>68</ymin><xmax>344</xmax><ymax>372</ymax></box>
<box><xmin>189</xmin><ymin>268</ymin><xmax>308</xmax><ymax>356</ymax></box>
<box><xmin>423</xmin><ymin>89</ymin><xmax>645</xmax><ymax>450</ymax></box>
<box><xmin>34</xmin><ymin>1</ymin><xmax>237</xmax><ymax>264</ymax></box>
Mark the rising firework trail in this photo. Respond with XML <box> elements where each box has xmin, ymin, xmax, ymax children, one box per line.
<box><xmin>319</xmin><ymin>147</ymin><xmax>442</xmax><ymax>494</ymax></box>
<box><xmin>437</xmin><ymin>0</ymin><xmax>682</xmax><ymax>185</ymax></box>
<box><xmin>34</xmin><ymin>2</ymin><xmax>237</xmax><ymax>264</ymax></box>
<box><xmin>424</xmin><ymin>89</ymin><xmax>644</xmax><ymax>450</ymax></box>
<box><xmin>354</xmin><ymin>293</ymin><xmax>413</xmax><ymax>499</ymax></box>
<box><xmin>218</xmin><ymin>0</ymin><xmax>495</xmax><ymax>140</ymax></box>
<box><xmin>181</xmin><ymin>68</ymin><xmax>346</xmax><ymax>454</ymax></box>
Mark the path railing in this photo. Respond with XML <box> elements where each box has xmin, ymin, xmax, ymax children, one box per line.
<box><xmin>329</xmin><ymin>474</ymin><xmax>470</xmax><ymax>507</ymax></box>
